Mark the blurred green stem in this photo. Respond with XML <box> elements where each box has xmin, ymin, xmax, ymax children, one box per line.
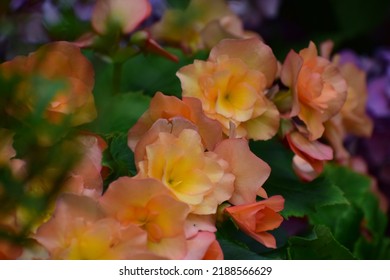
<box><xmin>113</xmin><ymin>62</ymin><xmax>123</xmax><ymax>95</ymax></box>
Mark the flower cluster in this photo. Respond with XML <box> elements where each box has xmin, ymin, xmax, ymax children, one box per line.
<box><xmin>1</xmin><ymin>0</ymin><xmax>385</xmax><ymax>260</ymax></box>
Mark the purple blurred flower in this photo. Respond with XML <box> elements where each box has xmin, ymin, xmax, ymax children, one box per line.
<box><xmin>366</xmin><ymin>49</ymin><xmax>390</xmax><ymax>118</ymax></box>
<box><xmin>337</xmin><ymin>48</ymin><xmax>390</xmax><ymax>202</ymax></box>
<box><xmin>228</xmin><ymin>0</ymin><xmax>281</xmax><ymax>30</ymax></box>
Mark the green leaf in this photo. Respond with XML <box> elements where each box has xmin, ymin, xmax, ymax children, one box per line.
<box><xmin>218</xmin><ymin>238</ymin><xmax>269</xmax><ymax>260</ymax></box>
<box><xmin>166</xmin><ymin>0</ymin><xmax>191</xmax><ymax>10</ymax></box>
<box><xmin>354</xmin><ymin>236</ymin><xmax>390</xmax><ymax>260</ymax></box>
<box><xmin>102</xmin><ymin>133</ymin><xmax>136</xmax><ymax>190</ymax></box>
<box><xmin>288</xmin><ymin>225</ymin><xmax>356</xmax><ymax>260</ymax></box>
<box><xmin>325</xmin><ymin>164</ymin><xmax>387</xmax><ymax>239</ymax></box>
<box><xmin>121</xmin><ymin>49</ymin><xmax>207</xmax><ymax>97</ymax></box>
<box><xmin>83</xmin><ymin>91</ymin><xmax>150</xmax><ymax>134</ymax></box>
<box><xmin>217</xmin><ymin>217</ymin><xmax>288</xmax><ymax>259</ymax></box>
<box><xmin>309</xmin><ymin>204</ymin><xmax>363</xmax><ymax>251</ymax></box>
<box><xmin>250</xmin><ymin>139</ymin><xmax>348</xmax><ymax>218</ymax></box>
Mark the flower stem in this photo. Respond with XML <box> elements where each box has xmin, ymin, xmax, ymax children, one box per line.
<box><xmin>112</xmin><ymin>62</ymin><xmax>123</xmax><ymax>95</ymax></box>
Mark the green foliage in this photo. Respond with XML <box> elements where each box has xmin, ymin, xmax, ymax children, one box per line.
<box><xmin>166</xmin><ymin>0</ymin><xmax>191</xmax><ymax>10</ymax></box>
<box><xmin>102</xmin><ymin>133</ymin><xmax>137</xmax><ymax>191</ymax></box>
<box><xmin>121</xmin><ymin>49</ymin><xmax>207</xmax><ymax>97</ymax></box>
<box><xmin>217</xmin><ymin>215</ymin><xmax>288</xmax><ymax>260</ymax></box>
<box><xmin>250</xmin><ymin>139</ymin><xmax>348</xmax><ymax>218</ymax></box>
<box><xmin>288</xmin><ymin>225</ymin><xmax>356</xmax><ymax>260</ymax></box>
<box><xmin>0</xmin><ymin>74</ymin><xmax>81</xmax><ymax>243</ymax></box>
<box><xmin>217</xmin><ymin>238</ymin><xmax>269</xmax><ymax>260</ymax></box>
<box><xmin>84</xmin><ymin>91</ymin><xmax>150</xmax><ymax>134</ymax></box>
<box><xmin>81</xmin><ymin>52</ymin><xmax>152</xmax><ymax>134</ymax></box>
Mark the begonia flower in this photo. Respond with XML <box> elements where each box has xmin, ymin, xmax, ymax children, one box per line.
<box><xmin>177</xmin><ymin>37</ymin><xmax>280</xmax><ymax>140</ymax></box>
<box><xmin>225</xmin><ymin>195</ymin><xmax>285</xmax><ymax>249</ymax></box>
<box><xmin>134</xmin><ymin>122</ymin><xmax>235</xmax><ymax>215</ymax></box>
<box><xmin>337</xmin><ymin>66</ymin><xmax>371</xmax><ymax>137</ymax></box>
<box><xmin>91</xmin><ymin>0</ymin><xmax>151</xmax><ymax>35</ymax></box>
<box><xmin>100</xmin><ymin>177</ymin><xmax>190</xmax><ymax>259</ymax></box>
<box><xmin>286</xmin><ymin>131</ymin><xmax>333</xmax><ymax>181</ymax></box>
<box><xmin>202</xmin><ymin>239</ymin><xmax>224</xmax><ymax>260</ymax></box>
<box><xmin>34</xmin><ymin>194</ymin><xmax>149</xmax><ymax>259</ymax></box>
<box><xmin>281</xmin><ymin>41</ymin><xmax>347</xmax><ymax>140</ymax></box>
<box><xmin>184</xmin><ymin>231</ymin><xmax>223</xmax><ymax>260</ymax></box>
<box><xmin>213</xmin><ymin>138</ymin><xmax>269</xmax><ymax>204</ymax></box>
<box><xmin>128</xmin><ymin>92</ymin><xmax>223</xmax><ymax>152</ymax></box>
<box><xmin>63</xmin><ymin>134</ymin><xmax>107</xmax><ymax>199</ymax></box>
<box><xmin>151</xmin><ymin>0</ymin><xmax>253</xmax><ymax>52</ymax></box>
<box><xmin>0</xmin><ymin>41</ymin><xmax>96</xmax><ymax>126</ymax></box>
<box><xmin>319</xmin><ymin>41</ymin><xmax>373</xmax><ymax>164</ymax></box>
<box><xmin>185</xmin><ymin>214</ymin><xmax>217</xmax><ymax>239</ymax></box>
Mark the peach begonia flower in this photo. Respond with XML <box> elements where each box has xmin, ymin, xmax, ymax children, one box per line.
<box><xmin>177</xmin><ymin>38</ymin><xmax>280</xmax><ymax>140</ymax></box>
<box><xmin>319</xmin><ymin>41</ymin><xmax>373</xmax><ymax>164</ymax></box>
<box><xmin>286</xmin><ymin>131</ymin><xmax>333</xmax><ymax>181</ymax></box>
<box><xmin>134</xmin><ymin>121</ymin><xmax>235</xmax><ymax>215</ymax></box>
<box><xmin>63</xmin><ymin>134</ymin><xmax>107</xmax><ymax>199</ymax></box>
<box><xmin>151</xmin><ymin>0</ymin><xmax>254</xmax><ymax>52</ymax></box>
<box><xmin>184</xmin><ymin>231</ymin><xmax>223</xmax><ymax>260</ymax></box>
<box><xmin>128</xmin><ymin>91</ymin><xmax>223</xmax><ymax>152</ymax></box>
<box><xmin>183</xmin><ymin>214</ymin><xmax>223</xmax><ymax>259</ymax></box>
<box><xmin>92</xmin><ymin>0</ymin><xmax>151</xmax><ymax>35</ymax></box>
<box><xmin>324</xmin><ymin>62</ymin><xmax>373</xmax><ymax>164</ymax></box>
<box><xmin>133</xmin><ymin>117</ymin><xmax>270</xmax><ymax>211</ymax></box>
<box><xmin>34</xmin><ymin>194</ymin><xmax>150</xmax><ymax>259</ymax></box>
<box><xmin>281</xmin><ymin>41</ymin><xmax>347</xmax><ymax>141</ymax></box>
<box><xmin>100</xmin><ymin>177</ymin><xmax>190</xmax><ymax>259</ymax></box>
<box><xmin>213</xmin><ymin>138</ymin><xmax>269</xmax><ymax>204</ymax></box>
<box><xmin>0</xmin><ymin>42</ymin><xmax>96</xmax><ymax>126</ymax></box>
<box><xmin>225</xmin><ymin>195</ymin><xmax>285</xmax><ymax>249</ymax></box>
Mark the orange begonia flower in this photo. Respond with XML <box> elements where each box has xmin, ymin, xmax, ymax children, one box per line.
<box><xmin>202</xmin><ymin>239</ymin><xmax>224</xmax><ymax>260</ymax></box>
<box><xmin>100</xmin><ymin>177</ymin><xmax>190</xmax><ymax>259</ymax></box>
<box><xmin>225</xmin><ymin>195</ymin><xmax>285</xmax><ymax>249</ymax></box>
<box><xmin>281</xmin><ymin>42</ymin><xmax>347</xmax><ymax>140</ymax></box>
<box><xmin>92</xmin><ymin>0</ymin><xmax>151</xmax><ymax>35</ymax></box>
<box><xmin>134</xmin><ymin>123</ymin><xmax>235</xmax><ymax>215</ymax></box>
<box><xmin>0</xmin><ymin>42</ymin><xmax>96</xmax><ymax>126</ymax></box>
<box><xmin>34</xmin><ymin>194</ymin><xmax>149</xmax><ymax>259</ymax></box>
<box><xmin>128</xmin><ymin>92</ymin><xmax>223</xmax><ymax>152</ymax></box>
<box><xmin>177</xmin><ymin>38</ymin><xmax>280</xmax><ymax>140</ymax></box>
<box><xmin>132</xmin><ymin>116</ymin><xmax>271</xmax><ymax>210</ymax></box>
<box><xmin>286</xmin><ymin>131</ymin><xmax>333</xmax><ymax>181</ymax></box>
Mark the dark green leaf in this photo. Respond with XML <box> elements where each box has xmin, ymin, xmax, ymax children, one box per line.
<box><xmin>288</xmin><ymin>225</ymin><xmax>356</xmax><ymax>259</ymax></box>
<box><xmin>250</xmin><ymin>139</ymin><xmax>348</xmax><ymax>218</ymax></box>
<box><xmin>166</xmin><ymin>0</ymin><xmax>191</xmax><ymax>10</ymax></box>
<box><xmin>83</xmin><ymin>91</ymin><xmax>150</xmax><ymax>134</ymax></box>
<box><xmin>354</xmin><ymin>236</ymin><xmax>390</xmax><ymax>260</ymax></box>
<box><xmin>325</xmin><ymin>164</ymin><xmax>387</xmax><ymax>238</ymax></box>
<box><xmin>121</xmin><ymin>49</ymin><xmax>207</xmax><ymax>97</ymax></box>
<box><xmin>102</xmin><ymin>133</ymin><xmax>136</xmax><ymax>190</ymax></box>
<box><xmin>309</xmin><ymin>204</ymin><xmax>363</xmax><ymax>251</ymax></box>
<box><xmin>217</xmin><ymin>217</ymin><xmax>288</xmax><ymax>259</ymax></box>
<box><xmin>218</xmin><ymin>238</ymin><xmax>268</xmax><ymax>260</ymax></box>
